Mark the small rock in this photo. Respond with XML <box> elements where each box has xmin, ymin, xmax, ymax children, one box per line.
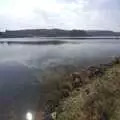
<box><xmin>51</xmin><ymin>112</ymin><xmax>56</xmax><ymax>120</ymax></box>
<box><xmin>85</xmin><ymin>88</ymin><xmax>90</xmax><ymax>95</ymax></box>
<box><xmin>73</xmin><ymin>78</ymin><xmax>82</xmax><ymax>88</ymax></box>
<box><xmin>62</xmin><ymin>89</ymin><xmax>70</xmax><ymax>98</ymax></box>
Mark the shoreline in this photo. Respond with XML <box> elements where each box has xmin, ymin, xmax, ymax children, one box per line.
<box><xmin>35</xmin><ymin>57</ymin><xmax>120</xmax><ymax>120</ymax></box>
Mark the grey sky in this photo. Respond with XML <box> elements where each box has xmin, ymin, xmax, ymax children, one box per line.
<box><xmin>0</xmin><ymin>0</ymin><xmax>120</xmax><ymax>31</ymax></box>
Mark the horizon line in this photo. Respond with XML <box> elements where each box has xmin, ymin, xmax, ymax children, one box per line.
<box><xmin>1</xmin><ymin>28</ymin><xmax>120</xmax><ymax>32</ymax></box>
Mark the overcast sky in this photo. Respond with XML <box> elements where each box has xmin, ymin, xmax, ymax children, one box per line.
<box><xmin>0</xmin><ymin>0</ymin><xmax>120</xmax><ymax>31</ymax></box>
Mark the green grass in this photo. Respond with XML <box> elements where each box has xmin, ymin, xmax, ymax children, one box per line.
<box><xmin>56</xmin><ymin>64</ymin><xmax>120</xmax><ymax>120</ymax></box>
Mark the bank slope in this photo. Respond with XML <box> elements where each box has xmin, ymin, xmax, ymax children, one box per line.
<box><xmin>56</xmin><ymin>64</ymin><xmax>120</xmax><ymax>120</ymax></box>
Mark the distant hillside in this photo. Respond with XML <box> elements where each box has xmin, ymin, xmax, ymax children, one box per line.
<box><xmin>0</xmin><ymin>29</ymin><xmax>120</xmax><ymax>38</ymax></box>
<box><xmin>0</xmin><ymin>29</ymin><xmax>87</xmax><ymax>38</ymax></box>
<box><xmin>87</xmin><ymin>30</ymin><xmax>120</xmax><ymax>36</ymax></box>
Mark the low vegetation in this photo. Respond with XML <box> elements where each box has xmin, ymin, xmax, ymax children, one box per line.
<box><xmin>56</xmin><ymin>60</ymin><xmax>120</xmax><ymax>120</ymax></box>
<box><xmin>36</xmin><ymin>57</ymin><xmax>120</xmax><ymax>120</ymax></box>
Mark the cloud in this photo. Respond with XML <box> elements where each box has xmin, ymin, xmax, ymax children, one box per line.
<box><xmin>0</xmin><ymin>0</ymin><xmax>120</xmax><ymax>31</ymax></box>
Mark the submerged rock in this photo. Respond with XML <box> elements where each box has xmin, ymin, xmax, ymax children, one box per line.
<box><xmin>87</xmin><ymin>66</ymin><xmax>103</xmax><ymax>77</ymax></box>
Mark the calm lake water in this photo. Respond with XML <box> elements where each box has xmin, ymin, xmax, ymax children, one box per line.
<box><xmin>0</xmin><ymin>37</ymin><xmax>120</xmax><ymax>120</ymax></box>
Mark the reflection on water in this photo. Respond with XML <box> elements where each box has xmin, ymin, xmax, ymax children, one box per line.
<box><xmin>0</xmin><ymin>39</ymin><xmax>120</xmax><ymax>69</ymax></box>
<box><xmin>0</xmin><ymin>63</ymin><xmax>40</xmax><ymax>120</ymax></box>
<box><xmin>0</xmin><ymin>38</ymin><xmax>120</xmax><ymax>120</ymax></box>
<box><xmin>26</xmin><ymin>112</ymin><xmax>33</xmax><ymax>120</ymax></box>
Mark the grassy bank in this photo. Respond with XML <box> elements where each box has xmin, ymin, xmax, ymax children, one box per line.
<box><xmin>36</xmin><ymin>57</ymin><xmax>120</xmax><ymax>120</ymax></box>
<box><xmin>56</xmin><ymin>62</ymin><xmax>120</xmax><ymax>120</ymax></box>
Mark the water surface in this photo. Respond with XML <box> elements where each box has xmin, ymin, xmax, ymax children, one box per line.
<box><xmin>0</xmin><ymin>37</ymin><xmax>120</xmax><ymax>120</ymax></box>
